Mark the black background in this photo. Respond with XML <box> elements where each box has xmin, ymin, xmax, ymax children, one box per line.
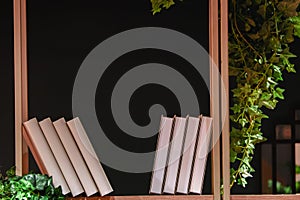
<box><xmin>1</xmin><ymin>0</ymin><xmax>300</xmax><ymax>196</ymax></box>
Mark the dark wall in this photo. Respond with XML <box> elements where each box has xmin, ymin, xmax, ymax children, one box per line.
<box><xmin>0</xmin><ymin>0</ymin><xmax>14</xmax><ymax>173</ymax></box>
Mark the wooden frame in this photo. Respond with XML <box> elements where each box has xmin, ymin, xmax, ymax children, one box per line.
<box><xmin>209</xmin><ymin>0</ymin><xmax>221</xmax><ymax>199</ymax></box>
<box><xmin>13</xmin><ymin>0</ymin><xmax>28</xmax><ymax>176</ymax></box>
<box><xmin>220</xmin><ymin>0</ymin><xmax>230</xmax><ymax>199</ymax></box>
<box><xmin>13</xmin><ymin>0</ymin><xmax>229</xmax><ymax>199</ymax></box>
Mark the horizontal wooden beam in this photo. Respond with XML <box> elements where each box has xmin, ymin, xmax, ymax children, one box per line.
<box><xmin>67</xmin><ymin>195</ymin><xmax>300</xmax><ymax>200</ymax></box>
<box><xmin>67</xmin><ymin>195</ymin><xmax>213</xmax><ymax>200</ymax></box>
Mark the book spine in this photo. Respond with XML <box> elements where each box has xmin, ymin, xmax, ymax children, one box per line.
<box><xmin>163</xmin><ymin>116</ymin><xmax>187</xmax><ymax>194</ymax></box>
<box><xmin>53</xmin><ymin>118</ymin><xmax>98</xmax><ymax>197</ymax></box>
<box><xmin>189</xmin><ymin>116</ymin><xmax>213</xmax><ymax>194</ymax></box>
<box><xmin>67</xmin><ymin>117</ymin><xmax>113</xmax><ymax>196</ymax></box>
<box><xmin>176</xmin><ymin>116</ymin><xmax>200</xmax><ymax>194</ymax></box>
<box><xmin>39</xmin><ymin>117</ymin><xmax>84</xmax><ymax>197</ymax></box>
<box><xmin>149</xmin><ymin>116</ymin><xmax>174</xmax><ymax>194</ymax></box>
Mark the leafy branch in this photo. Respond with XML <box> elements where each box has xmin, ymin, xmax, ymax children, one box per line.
<box><xmin>229</xmin><ymin>0</ymin><xmax>300</xmax><ymax>189</ymax></box>
<box><xmin>150</xmin><ymin>0</ymin><xmax>300</xmax><ymax>190</ymax></box>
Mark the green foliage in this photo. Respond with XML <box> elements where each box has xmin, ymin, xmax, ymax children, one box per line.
<box><xmin>0</xmin><ymin>167</ymin><xmax>65</xmax><ymax>200</ymax></box>
<box><xmin>149</xmin><ymin>0</ymin><xmax>300</xmax><ymax>190</ymax></box>
<box><xmin>150</xmin><ymin>0</ymin><xmax>177</xmax><ymax>14</ymax></box>
<box><xmin>268</xmin><ymin>179</ymin><xmax>292</xmax><ymax>194</ymax></box>
<box><xmin>267</xmin><ymin>165</ymin><xmax>300</xmax><ymax>193</ymax></box>
<box><xmin>229</xmin><ymin>0</ymin><xmax>300</xmax><ymax>189</ymax></box>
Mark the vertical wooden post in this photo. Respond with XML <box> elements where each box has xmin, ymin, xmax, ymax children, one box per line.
<box><xmin>209</xmin><ymin>0</ymin><xmax>221</xmax><ymax>199</ymax></box>
<box><xmin>220</xmin><ymin>0</ymin><xmax>230</xmax><ymax>199</ymax></box>
<box><xmin>14</xmin><ymin>0</ymin><xmax>28</xmax><ymax>175</ymax></box>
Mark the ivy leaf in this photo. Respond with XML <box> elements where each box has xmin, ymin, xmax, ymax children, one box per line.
<box><xmin>273</xmin><ymin>87</ymin><xmax>285</xmax><ymax>99</ymax></box>
<box><xmin>248</xmin><ymin>33</ymin><xmax>260</xmax><ymax>40</ymax></box>
<box><xmin>151</xmin><ymin>0</ymin><xmax>175</xmax><ymax>14</ymax></box>
<box><xmin>239</xmin><ymin>118</ymin><xmax>248</xmax><ymax>127</ymax></box>
<box><xmin>267</xmin><ymin>77</ymin><xmax>278</xmax><ymax>86</ymax></box>
<box><xmin>246</xmin><ymin>17</ymin><xmax>256</xmax><ymax>27</ymax></box>
<box><xmin>229</xmin><ymin>66</ymin><xmax>243</xmax><ymax>76</ymax></box>
<box><xmin>230</xmin><ymin>148</ymin><xmax>238</xmax><ymax>163</ymax></box>
<box><xmin>277</xmin><ymin>0</ymin><xmax>300</xmax><ymax>17</ymax></box>
<box><xmin>238</xmin><ymin>176</ymin><xmax>248</xmax><ymax>187</ymax></box>
<box><xmin>231</xmin><ymin>104</ymin><xmax>241</xmax><ymax>114</ymax></box>
<box><xmin>294</xmin><ymin>24</ymin><xmax>300</xmax><ymax>37</ymax></box>
<box><xmin>286</xmin><ymin>63</ymin><xmax>296</xmax><ymax>72</ymax></box>
<box><xmin>290</xmin><ymin>14</ymin><xmax>300</xmax><ymax>24</ymax></box>
<box><xmin>257</xmin><ymin>4</ymin><xmax>266</xmax><ymax>18</ymax></box>
<box><xmin>242</xmin><ymin>171</ymin><xmax>253</xmax><ymax>178</ymax></box>
<box><xmin>273</xmin><ymin>65</ymin><xmax>283</xmax><ymax>81</ymax></box>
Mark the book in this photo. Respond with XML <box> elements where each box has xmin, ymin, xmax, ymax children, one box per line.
<box><xmin>22</xmin><ymin>118</ymin><xmax>70</xmax><ymax>195</ymax></box>
<box><xmin>53</xmin><ymin>118</ymin><xmax>98</xmax><ymax>196</ymax></box>
<box><xmin>163</xmin><ymin>116</ymin><xmax>187</xmax><ymax>194</ymax></box>
<box><xmin>176</xmin><ymin>116</ymin><xmax>201</xmax><ymax>194</ymax></box>
<box><xmin>189</xmin><ymin>116</ymin><xmax>213</xmax><ymax>194</ymax></box>
<box><xmin>39</xmin><ymin>117</ymin><xmax>84</xmax><ymax>197</ymax></box>
<box><xmin>149</xmin><ymin>116</ymin><xmax>174</xmax><ymax>194</ymax></box>
<box><xmin>67</xmin><ymin>117</ymin><xmax>113</xmax><ymax>196</ymax></box>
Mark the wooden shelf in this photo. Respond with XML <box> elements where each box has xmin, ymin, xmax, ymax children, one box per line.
<box><xmin>67</xmin><ymin>195</ymin><xmax>213</xmax><ymax>200</ymax></box>
<box><xmin>67</xmin><ymin>195</ymin><xmax>300</xmax><ymax>200</ymax></box>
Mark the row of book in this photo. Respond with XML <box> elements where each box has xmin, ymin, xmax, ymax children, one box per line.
<box><xmin>150</xmin><ymin>115</ymin><xmax>213</xmax><ymax>194</ymax></box>
<box><xmin>23</xmin><ymin>117</ymin><xmax>113</xmax><ymax>197</ymax></box>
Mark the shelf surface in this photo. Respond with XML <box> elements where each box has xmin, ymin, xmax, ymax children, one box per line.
<box><xmin>67</xmin><ymin>194</ymin><xmax>300</xmax><ymax>200</ymax></box>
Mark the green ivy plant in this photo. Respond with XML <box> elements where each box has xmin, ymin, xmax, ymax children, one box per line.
<box><xmin>0</xmin><ymin>167</ymin><xmax>65</xmax><ymax>200</ymax></box>
<box><xmin>228</xmin><ymin>0</ymin><xmax>300</xmax><ymax>188</ymax></box>
<box><xmin>150</xmin><ymin>0</ymin><xmax>300</xmax><ymax>189</ymax></box>
<box><xmin>150</xmin><ymin>0</ymin><xmax>177</xmax><ymax>14</ymax></box>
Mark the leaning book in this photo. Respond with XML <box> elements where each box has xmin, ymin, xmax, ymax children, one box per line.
<box><xmin>149</xmin><ymin>116</ymin><xmax>174</xmax><ymax>194</ymax></box>
<box><xmin>23</xmin><ymin>118</ymin><xmax>70</xmax><ymax>195</ymax></box>
<box><xmin>67</xmin><ymin>117</ymin><xmax>113</xmax><ymax>196</ymax></box>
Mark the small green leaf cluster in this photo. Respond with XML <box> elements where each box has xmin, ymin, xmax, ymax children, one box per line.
<box><xmin>267</xmin><ymin>179</ymin><xmax>292</xmax><ymax>194</ymax></box>
<box><xmin>150</xmin><ymin>0</ymin><xmax>176</xmax><ymax>14</ymax></box>
<box><xmin>0</xmin><ymin>167</ymin><xmax>65</xmax><ymax>200</ymax></box>
<box><xmin>229</xmin><ymin>0</ymin><xmax>300</xmax><ymax>188</ymax></box>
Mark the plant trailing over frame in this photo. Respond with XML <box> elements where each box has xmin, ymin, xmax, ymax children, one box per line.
<box><xmin>150</xmin><ymin>0</ymin><xmax>300</xmax><ymax>189</ymax></box>
<box><xmin>0</xmin><ymin>167</ymin><xmax>65</xmax><ymax>200</ymax></box>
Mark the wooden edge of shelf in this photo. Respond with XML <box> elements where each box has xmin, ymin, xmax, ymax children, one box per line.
<box><xmin>67</xmin><ymin>195</ymin><xmax>213</xmax><ymax>200</ymax></box>
<box><xmin>67</xmin><ymin>195</ymin><xmax>300</xmax><ymax>200</ymax></box>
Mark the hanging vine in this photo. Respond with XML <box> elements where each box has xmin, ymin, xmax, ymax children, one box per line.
<box><xmin>150</xmin><ymin>0</ymin><xmax>300</xmax><ymax>189</ymax></box>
